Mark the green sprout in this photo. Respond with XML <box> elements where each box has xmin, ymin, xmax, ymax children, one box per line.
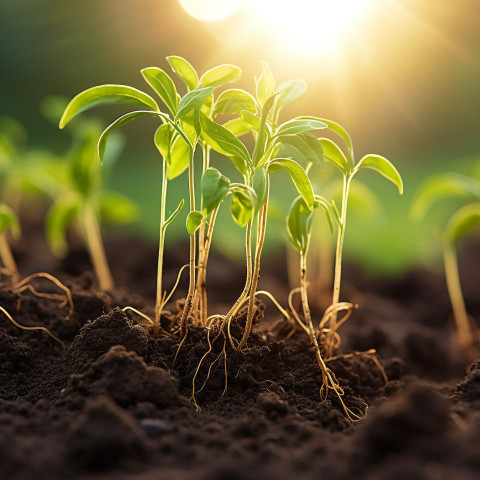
<box><xmin>59</xmin><ymin>57</ymin><xmax>241</xmax><ymax>335</ymax></box>
<box><xmin>199</xmin><ymin>63</ymin><xmax>327</xmax><ymax>351</ymax></box>
<box><xmin>46</xmin><ymin>119</ymin><xmax>137</xmax><ymax>291</ymax></box>
<box><xmin>310</xmin><ymin>119</ymin><xmax>403</xmax><ymax>357</ymax></box>
<box><xmin>0</xmin><ymin>205</ymin><xmax>21</xmax><ymax>284</ymax></box>
<box><xmin>412</xmin><ymin>172</ymin><xmax>480</xmax><ymax>358</ymax></box>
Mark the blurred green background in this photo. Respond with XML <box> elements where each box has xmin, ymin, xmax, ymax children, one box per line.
<box><xmin>1</xmin><ymin>0</ymin><xmax>479</xmax><ymax>274</ymax></box>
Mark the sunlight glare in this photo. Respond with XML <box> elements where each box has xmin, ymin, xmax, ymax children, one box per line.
<box><xmin>251</xmin><ymin>0</ymin><xmax>373</xmax><ymax>55</ymax></box>
<box><xmin>179</xmin><ymin>0</ymin><xmax>242</xmax><ymax>22</ymax></box>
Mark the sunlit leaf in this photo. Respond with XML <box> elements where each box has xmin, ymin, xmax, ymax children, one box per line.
<box><xmin>175</xmin><ymin>87</ymin><xmax>214</xmax><ymax>121</ymax></box>
<box><xmin>276</xmin><ymin>79</ymin><xmax>307</xmax><ymax>109</ymax></box>
<box><xmin>166</xmin><ymin>55</ymin><xmax>199</xmax><ymax>91</ymax></box>
<box><xmin>201</xmin><ymin>168</ymin><xmax>230</xmax><ymax>215</ymax></box>
<box><xmin>214</xmin><ymin>89</ymin><xmax>256</xmax><ymax>115</ymax></box>
<box><xmin>268</xmin><ymin>158</ymin><xmax>314</xmax><ymax>209</ymax></box>
<box><xmin>223</xmin><ymin>117</ymin><xmax>251</xmax><ymax>138</ymax></box>
<box><xmin>45</xmin><ymin>195</ymin><xmax>81</xmax><ymax>257</ymax></box>
<box><xmin>59</xmin><ymin>85</ymin><xmax>159</xmax><ymax>128</ymax></box>
<box><xmin>141</xmin><ymin>67</ymin><xmax>178</xmax><ymax>115</ymax></box>
<box><xmin>167</xmin><ymin>134</ymin><xmax>190</xmax><ymax>180</ymax></box>
<box><xmin>186</xmin><ymin>210</ymin><xmax>204</xmax><ymax>235</ymax></box>
<box><xmin>411</xmin><ymin>173</ymin><xmax>480</xmax><ymax>220</ymax></box>
<box><xmin>200</xmin><ymin>64</ymin><xmax>242</xmax><ymax>88</ymax></box>
<box><xmin>154</xmin><ymin>123</ymin><xmax>173</xmax><ymax>160</ymax></box>
<box><xmin>276</xmin><ymin>132</ymin><xmax>324</xmax><ymax>168</ymax></box>
<box><xmin>253</xmin><ymin>168</ymin><xmax>267</xmax><ymax>214</ymax></box>
<box><xmin>231</xmin><ymin>186</ymin><xmax>255</xmax><ymax>227</ymax></box>
<box><xmin>444</xmin><ymin>202</ymin><xmax>480</xmax><ymax>243</ymax></box>
<box><xmin>200</xmin><ymin>114</ymin><xmax>251</xmax><ymax>167</ymax></box>
<box><xmin>256</xmin><ymin>62</ymin><xmax>275</xmax><ymax>108</ymax></box>
<box><xmin>355</xmin><ymin>154</ymin><xmax>403</xmax><ymax>194</ymax></box>
<box><xmin>286</xmin><ymin>196</ymin><xmax>315</xmax><ymax>254</ymax></box>
<box><xmin>320</xmin><ymin>138</ymin><xmax>349</xmax><ymax>173</ymax></box>
<box><xmin>275</xmin><ymin>118</ymin><xmax>327</xmax><ymax>137</ymax></box>
<box><xmin>0</xmin><ymin>205</ymin><xmax>20</xmax><ymax>238</ymax></box>
<box><xmin>100</xmin><ymin>191</ymin><xmax>138</xmax><ymax>224</ymax></box>
<box><xmin>240</xmin><ymin>110</ymin><xmax>261</xmax><ymax>131</ymax></box>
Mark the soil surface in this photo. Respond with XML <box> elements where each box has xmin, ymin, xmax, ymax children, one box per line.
<box><xmin>1</xmin><ymin>228</ymin><xmax>480</xmax><ymax>480</ymax></box>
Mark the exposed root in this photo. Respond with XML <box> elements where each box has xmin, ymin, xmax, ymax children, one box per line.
<box><xmin>0</xmin><ymin>306</ymin><xmax>65</xmax><ymax>349</ymax></box>
<box><xmin>326</xmin><ymin>348</ymin><xmax>389</xmax><ymax>384</ymax></box>
<box><xmin>122</xmin><ymin>306</ymin><xmax>155</xmax><ymax>327</ymax></box>
<box><xmin>13</xmin><ymin>273</ymin><xmax>75</xmax><ymax>321</ymax></box>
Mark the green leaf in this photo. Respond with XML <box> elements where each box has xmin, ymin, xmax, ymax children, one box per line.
<box><xmin>186</xmin><ymin>210</ymin><xmax>204</xmax><ymax>235</ymax></box>
<box><xmin>444</xmin><ymin>203</ymin><xmax>480</xmax><ymax>243</ymax></box>
<box><xmin>320</xmin><ymin>138</ymin><xmax>349</xmax><ymax>173</ymax></box>
<box><xmin>256</xmin><ymin>62</ymin><xmax>275</xmax><ymax>108</ymax></box>
<box><xmin>276</xmin><ymin>79</ymin><xmax>307</xmax><ymax>109</ymax></box>
<box><xmin>99</xmin><ymin>191</ymin><xmax>138</xmax><ymax>224</ymax></box>
<box><xmin>0</xmin><ymin>205</ymin><xmax>20</xmax><ymax>238</ymax></box>
<box><xmin>252</xmin><ymin>93</ymin><xmax>277</xmax><ymax>166</ymax></box>
<box><xmin>167</xmin><ymin>55</ymin><xmax>199</xmax><ymax>91</ymax></box>
<box><xmin>268</xmin><ymin>158</ymin><xmax>315</xmax><ymax>209</ymax></box>
<box><xmin>354</xmin><ymin>154</ymin><xmax>403</xmax><ymax>194</ymax></box>
<box><xmin>200</xmin><ymin>114</ymin><xmax>251</xmax><ymax>167</ymax></box>
<box><xmin>253</xmin><ymin>168</ymin><xmax>267</xmax><ymax>214</ymax></box>
<box><xmin>59</xmin><ymin>85</ymin><xmax>159</xmax><ymax>128</ymax></box>
<box><xmin>411</xmin><ymin>173</ymin><xmax>480</xmax><ymax>221</ymax></box>
<box><xmin>240</xmin><ymin>111</ymin><xmax>261</xmax><ymax>131</ymax></box>
<box><xmin>231</xmin><ymin>186</ymin><xmax>255</xmax><ymax>227</ymax></box>
<box><xmin>286</xmin><ymin>196</ymin><xmax>315</xmax><ymax>254</ymax></box>
<box><xmin>180</xmin><ymin>110</ymin><xmax>200</xmax><ymax>148</ymax></box>
<box><xmin>200</xmin><ymin>64</ymin><xmax>242</xmax><ymax>88</ymax></box>
<box><xmin>154</xmin><ymin>123</ymin><xmax>173</xmax><ymax>160</ymax></box>
<box><xmin>98</xmin><ymin>110</ymin><xmax>156</xmax><ymax>162</ymax></box>
<box><xmin>276</xmin><ymin>132</ymin><xmax>324</xmax><ymax>168</ymax></box>
<box><xmin>201</xmin><ymin>168</ymin><xmax>230</xmax><ymax>215</ymax></box>
<box><xmin>175</xmin><ymin>87</ymin><xmax>214</xmax><ymax>121</ymax></box>
<box><xmin>45</xmin><ymin>196</ymin><xmax>81</xmax><ymax>257</ymax></box>
<box><xmin>214</xmin><ymin>89</ymin><xmax>256</xmax><ymax>116</ymax></box>
<box><xmin>223</xmin><ymin>117</ymin><xmax>251</xmax><ymax>138</ymax></box>
<box><xmin>275</xmin><ymin>118</ymin><xmax>327</xmax><ymax>137</ymax></box>
<box><xmin>141</xmin><ymin>67</ymin><xmax>178</xmax><ymax>115</ymax></box>
<box><xmin>163</xmin><ymin>199</ymin><xmax>185</xmax><ymax>232</ymax></box>
<box><xmin>167</xmin><ymin>134</ymin><xmax>190</xmax><ymax>180</ymax></box>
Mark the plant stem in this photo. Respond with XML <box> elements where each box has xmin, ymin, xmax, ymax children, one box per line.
<box><xmin>154</xmin><ymin>160</ymin><xmax>168</xmax><ymax>334</ymax></box>
<box><xmin>326</xmin><ymin>175</ymin><xmax>351</xmax><ymax>357</ymax></box>
<box><xmin>0</xmin><ymin>233</ymin><xmax>18</xmax><ymax>285</ymax></box>
<box><xmin>82</xmin><ymin>201</ymin><xmax>113</xmax><ymax>291</ymax></box>
<box><xmin>237</xmin><ymin>185</ymin><xmax>269</xmax><ymax>351</ymax></box>
<box><xmin>444</xmin><ymin>241</ymin><xmax>474</xmax><ymax>352</ymax></box>
<box><xmin>222</xmin><ymin>218</ymin><xmax>253</xmax><ymax>330</ymax></box>
<box><xmin>179</xmin><ymin>151</ymin><xmax>197</xmax><ymax>335</ymax></box>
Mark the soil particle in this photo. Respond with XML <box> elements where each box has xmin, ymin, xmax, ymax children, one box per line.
<box><xmin>451</xmin><ymin>359</ymin><xmax>480</xmax><ymax>406</ymax></box>
<box><xmin>66</xmin><ymin>308</ymin><xmax>149</xmax><ymax>372</ymax></box>
<box><xmin>65</xmin><ymin>345</ymin><xmax>187</xmax><ymax>410</ymax></box>
<box><xmin>66</xmin><ymin>395</ymin><xmax>147</xmax><ymax>471</ymax></box>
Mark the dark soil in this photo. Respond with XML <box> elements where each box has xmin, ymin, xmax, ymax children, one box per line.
<box><xmin>1</xmin><ymin>229</ymin><xmax>480</xmax><ymax>480</ymax></box>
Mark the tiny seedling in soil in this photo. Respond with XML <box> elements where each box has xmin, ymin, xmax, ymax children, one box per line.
<box><xmin>412</xmin><ymin>171</ymin><xmax>480</xmax><ymax>358</ymax></box>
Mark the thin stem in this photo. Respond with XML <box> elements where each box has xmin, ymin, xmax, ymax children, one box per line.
<box><xmin>154</xmin><ymin>160</ymin><xmax>168</xmax><ymax>334</ymax></box>
<box><xmin>444</xmin><ymin>242</ymin><xmax>474</xmax><ymax>352</ymax></box>
<box><xmin>237</xmin><ymin>191</ymin><xmax>269</xmax><ymax>351</ymax></box>
<box><xmin>326</xmin><ymin>175</ymin><xmax>351</xmax><ymax>357</ymax></box>
<box><xmin>82</xmin><ymin>201</ymin><xmax>113</xmax><ymax>291</ymax></box>
<box><xmin>179</xmin><ymin>150</ymin><xmax>197</xmax><ymax>334</ymax></box>
<box><xmin>0</xmin><ymin>232</ymin><xmax>18</xmax><ymax>284</ymax></box>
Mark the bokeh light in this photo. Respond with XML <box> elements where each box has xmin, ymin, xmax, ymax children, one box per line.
<box><xmin>179</xmin><ymin>0</ymin><xmax>242</xmax><ymax>22</ymax></box>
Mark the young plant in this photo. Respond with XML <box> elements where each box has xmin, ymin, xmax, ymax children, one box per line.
<box><xmin>59</xmin><ymin>57</ymin><xmax>239</xmax><ymax>334</ymax></box>
<box><xmin>310</xmin><ymin>120</ymin><xmax>403</xmax><ymax>357</ymax></box>
<box><xmin>0</xmin><ymin>205</ymin><xmax>20</xmax><ymax>284</ymax></box>
<box><xmin>46</xmin><ymin>120</ymin><xmax>137</xmax><ymax>291</ymax></box>
<box><xmin>412</xmin><ymin>172</ymin><xmax>480</xmax><ymax>358</ymax></box>
<box><xmin>200</xmin><ymin>63</ymin><xmax>327</xmax><ymax>350</ymax></box>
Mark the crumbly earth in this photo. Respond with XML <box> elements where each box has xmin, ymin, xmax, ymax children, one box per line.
<box><xmin>1</xmin><ymin>232</ymin><xmax>480</xmax><ymax>480</ymax></box>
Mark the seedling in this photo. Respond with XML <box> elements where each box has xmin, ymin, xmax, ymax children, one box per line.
<box><xmin>0</xmin><ymin>205</ymin><xmax>21</xmax><ymax>284</ymax></box>
<box><xmin>200</xmin><ymin>63</ymin><xmax>326</xmax><ymax>350</ymax></box>
<box><xmin>46</xmin><ymin>119</ymin><xmax>137</xmax><ymax>291</ymax></box>
<box><xmin>309</xmin><ymin>119</ymin><xmax>403</xmax><ymax>357</ymax></box>
<box><xmin>412</xmin><ymin>172</ymin><xmax>480</xmax><ymax>358</ymax></box>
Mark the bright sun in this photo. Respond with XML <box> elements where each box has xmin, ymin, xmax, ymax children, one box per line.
<box><xmin>252</xmin><ymin>0</ymin><xmax>374</xmax><ymax>55</ymax></box>
<box><xmin>179</xmin><ymin>0</ymin><xmax>242</xmax><ymax>22</ymax></box>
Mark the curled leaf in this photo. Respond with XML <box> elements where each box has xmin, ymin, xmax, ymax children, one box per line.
<box><xmin>354</xmin><ymin>154</ymin><xmax>403</xmax><ymax>194</ymax></box>
<box><xmin>201</xmin><ymin>168</ymin><xmax>231</xmax><ymax>215</ymax></box>
<box><xmin>167</xmin><ymin>55</ymin><xmax>198</xmax><ymax>91</ymax></box>
<box><xmin>186</xmin><ymin>210</ymin><xmax>205</xmax><ymax>235</ymax></box>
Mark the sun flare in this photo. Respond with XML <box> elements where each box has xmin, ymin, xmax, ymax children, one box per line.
<box><xmin>179</xmin><ymin>0</ymin><xmax>242</xmax><ymax>22</ymax></box>
<box><xmin>251</xmin><ymin>0</ymin><xmax>374</xmax><ymax>55</ymax></box>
